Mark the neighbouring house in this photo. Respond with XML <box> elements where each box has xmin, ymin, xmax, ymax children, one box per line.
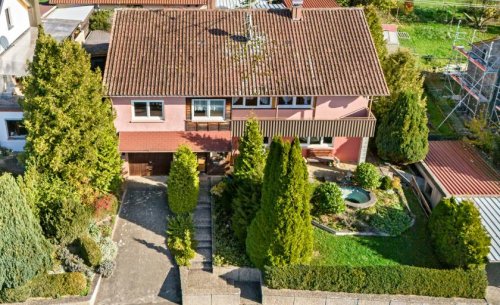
<box><xmin>49</xmin><ymin>0</ymin><xmax>210</xmax><ymax>8</ymax></box>
<box><xmin>415</xmin><ymin>140</ymin><xmax>500</xmax><ymax>263</ymax></box>
<box><xmin>104</xmin><ymin>7</ymin><xmax>388</xmax><ymax>176</ymax></box>
<box><xmin>42</xmin><ymin>5</ymin><xmax>93</xmax><ymax>42</ymax></box>
<box><xmin>382</xmin><ymin>24</ymin><xmax>399</xmax><ymax>53</ymax></box>
<box><xmin>83</xmin><ymin>29</ymin><xmax>110</xmax><ymax>72</ymax></box>
<box><xmin>217</xmin><ymin>0</ymin><xmax>338</xmax><ymax>10</ymax></box>
<box><xmin>0</xmin><ymin>0</ymin><xmax>40</xmax><ymax>151</ymax></box>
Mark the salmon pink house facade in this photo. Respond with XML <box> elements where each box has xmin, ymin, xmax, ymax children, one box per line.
<box><xmin>104</xmin><ymin>8</ymin><xmax>388</xmax><ymax>176</ymax></box>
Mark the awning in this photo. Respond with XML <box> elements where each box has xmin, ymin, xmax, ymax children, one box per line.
<box><xmin>119</xmin><ymin>131</ymin><xmax>232</xmax><ymax>153</ymax></box>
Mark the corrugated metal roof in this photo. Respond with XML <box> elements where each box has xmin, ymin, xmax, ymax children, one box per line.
<box><xmin>457</xmin><ymin>196</ymin><xmax>500</xmax><ymax>263</ymax></box>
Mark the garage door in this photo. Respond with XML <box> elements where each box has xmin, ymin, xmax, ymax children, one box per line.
<box><xmin>128</xmin><ymin>153</ymin><xmax>172</xmax><ymax>176</ymax></box>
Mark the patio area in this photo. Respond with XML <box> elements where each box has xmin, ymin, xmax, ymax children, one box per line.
<box><xmin>306</xmin><ymin>161</ymin><xmax>358</xmax><ymax>184</ymax></box>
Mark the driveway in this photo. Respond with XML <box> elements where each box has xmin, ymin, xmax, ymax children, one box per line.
<box><xmin>96</xmin><ymin>176</ymin><xmax>180</xmax><ymax>305</ymax></box>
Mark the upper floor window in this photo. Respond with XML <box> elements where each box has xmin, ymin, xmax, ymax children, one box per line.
<box><xmin>232</xmin><ymin>97</ymin><xmax>271</xmax><ymax>108</ymax></box>
<box><xmin>132</xmin><ymin>100</ymin><xmax>164</xmax><ymax>120</ymax></box>
<box><xmin>278</xmin><ymin>96</ymin><xmax>312</xmax><ymax>108</ymax></box>
<box><xmin>299</xmin><ymin>136</ymin><xmax>333</xmax><ymax>147</ymax></box>
<box><xmin>192</xmin><ymin>99</ymin><xmax>225</xmax><ymax>121</ymax></box>
<box><xmin>6</xmin><ymin>120</ymin><xmax>27</xmax><ymax>139</ymax></box>
<box><xmin>5</xmin><ymin>8</ymin><xmax>12</xmax><ymax>29</ymax></box>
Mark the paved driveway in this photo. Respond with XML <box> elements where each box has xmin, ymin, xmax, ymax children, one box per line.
<box><xmin>96</xmin><ymin>176</ymin><xmax>180</xmax><ymax>305</ymax></box>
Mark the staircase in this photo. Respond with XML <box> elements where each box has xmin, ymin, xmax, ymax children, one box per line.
<box><xmin>191</xmin><ymin>175</ymin><xmax>213</xmax><ymax>270</ymax></box>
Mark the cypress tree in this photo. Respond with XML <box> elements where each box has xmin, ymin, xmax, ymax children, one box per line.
<box><xmin>22</xmin><ymin>28</ymin><xmax>122</xmax><ymax>202</ymax></box>
<box><xmin>167</xmin><ymin>145</ymin><xmax>199</xmax><ymax>214</ymax></box>
<box><xmin>232</xmin><ymin>118</ymin><xmax>266</xmax><ymax>243</ymax></box>
<box><xmin>0</xmin><ymin>173</ymin><xmax>52</xmax><ymax>290</ymax></box>
<box><xmin>246</xmin><ymin>137</ymin><xmax>289</xmax><ymax>268</ymax></box>
<box><xmin>376</xmin><ymin>90</ymin><xmax>429</xmax><ymax>164</ymax></box>
<box><xmin>364</xmin><ymin>5</ymin><xmax>387</xmax><ymax>62</ymax></box>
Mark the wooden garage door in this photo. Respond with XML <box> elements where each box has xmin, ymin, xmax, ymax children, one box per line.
<box><xmin>128</xmin><ymin>153</ymin><xmax>172</xmax><ymax>176</ymax></box>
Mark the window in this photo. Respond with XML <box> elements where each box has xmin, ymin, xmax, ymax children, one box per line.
<box><xmin>5</xmin><ymin>8</ymin><xmax>12</xmax><ymax>29</ymax></box>
<box><xmin>131</xmin><ymin>100</ymin><xmax>164</xmax><ymax>120</ymax></box>
<box><xmin>232</xmin><ymin>97</ymin><xmax>271</xmax><ymax>108</ymax></box>
<box><xmin>278</xmin><ymin>96</ymin><xmax>312</xmax><ymax>108</ymax></box>
<box><xmin>6</xmin><ymin>120</ymin><xmax>27</xmax><ymax>139</ymax></box>
<box><xmin>192</xmin><ymin>99</ymin><xmax>225</xmax><ymax>121</ymax></box>
<box><xmin>263</xmin><ymin>137</ymin><xmax>270</xmax><ymax>145</ymax></box>
<box><xmin>299</xmin><ymin>136</ymin><xmax>333</xmax><ymax>147</ymax></box>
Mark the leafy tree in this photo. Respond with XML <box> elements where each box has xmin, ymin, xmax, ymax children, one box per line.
<box><xmin>462</xmin><ymin>0</ymin><xmax>499</xmax><ymax>29</ymax></box>
<box><xmin>246</xmin><ymin>137</ymin><xmax>313</xmax><ymax>268</ymax></box>
<box><xmin>311</xmin><ymin>182</ymin><xmax>345</xmax><ymax>215</ymax></box>
<box><xmin>89</xmin><ymin>10</ymin><xmax>112</xmax><ymax>31</ymax></box>
<box><xmin>232</xmin><ymin>118</ymin><xmax>266</xmax><ymax>243</ymax></box>
<box><xmin>375</xmin><ymin>90</ymin><xmax>429</xmax><ymax>164</ymax></box>
<box><xmin>374</xmin><ymin>50</ymin><xmax>424</xmax><ymax>121</ymax></box>
<box><xmin>364</xmin><ymin>5</ymin><xmax>387</xmax><ymax>62</ymax></box>
<box><xmin>167</xmin><ymin>145</ymin><xmax>199</xmax><ymax>214</ymax></box>
<box><xmin>354</xmin><ymin>162</ymin><xmax>381</xmax><ymax>190</ymax></box>
<box><xmin>0</xmin><ymin>173</ymin><xmax>52</xmax><ymax>290</ymax></box>
<box><xmin>22</xmin><ymin>28</ymin><xmax>122</xmax><ymax>203</ymax></box>
<box><xmin>429</xmin><ymin>198</ymin><xmax>490</xmax><ymax>269</ymax></box>
<box><xmin>350</xmin><ymin>0</ymin><xmax>396</xmax><ymax>11</ymax></box>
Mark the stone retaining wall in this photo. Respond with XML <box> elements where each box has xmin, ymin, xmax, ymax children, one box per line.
<box><xmin>212</xmin><ymin>266</ymin><xmax>262</xmax><ymax>282</ymax></box>
<box><xmin>180</xmin><ymin>267</ymin><xmax>240</xmax><ymax>305</ymax></box>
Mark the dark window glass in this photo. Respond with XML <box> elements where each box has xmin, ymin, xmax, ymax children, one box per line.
<box><xmin>193</xmin><ymin>100</ymin><xmax>208</xmax><ymax>117</ymax></box>
<box><xmin>323</xmin><ymin>137</ymin><xmax>333</xmax><ymax>144</ymax></box>
<box><xmin>310</xmin><ymin>137</ymin><xmax>321</xmax><ymax>144</ymax></box>
<box><xmin>6</xmin><ymin>120</ymin><xmax>27</xmax><ymax>137</ymax></box>
<box><xmin>245</xmin><ymin>97</ymin><xmax>258</xmax><ymax>107</ymax></box>
<box><xmin>259</xmin><ymin>97</ymin><xmax>271</xmax><ymax>106</ymax></box>
<box><xmin>134</xmin><ymin>102</ymin><xmax>147</xmax><ymax>117</ymax></box>
<box><xmin>299</xmin><ymin>137</ymin><xmax>308</xmax><ymax>144</ymax></box>
<box><xmin>210</xmin><ymin>100</ymin><xmax>225</xmax><ymax>118</ymax></box>
<box><xmin>263</xmin><ymin>137</ymin><xmax>269</xmax><ymax>144</ymax></box>
<box><xmin>278</xmin><ymin>97</ymin><xmax>293</xmax><ymax>105</ymax></box>
<box><xmin>233</xmin><ymin>97</ymin><xmax>243</xmax><ymax>106</ymax></box>
<box><xmin>296</xmin><ymin>96</ymin><xmax>312</xmax><ymax>106</ymax></box>
<box><xmin>149</xmin><ymin>102</ymin><xmax>163</xmax><ymax>117</ymax></box>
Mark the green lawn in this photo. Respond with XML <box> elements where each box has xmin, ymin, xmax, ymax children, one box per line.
<box><xmin>312</xmin><ymin>188</ymin><xmax>441</xmax><ymax>268</ymax></box>
<box><xmin>426</xmin><ymin>95</ymin><xmax>456</xmax><ymax>136</ymax></box>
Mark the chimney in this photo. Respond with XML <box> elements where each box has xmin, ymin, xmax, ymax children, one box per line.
<box><xmin>291</xmin><ymin>0</ymin><xmax>303</xmax><ymax>21</ymax></box>
<box><xmin>27</xmin><ymin>0</ymin><xmax>42</xmax><ymax>26</ymax></box>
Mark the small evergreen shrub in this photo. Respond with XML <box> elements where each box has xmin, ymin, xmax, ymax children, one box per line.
<box><xmin>391</xmin><ymin>176</ymin><xmax>401</xmax><ymax>189</ymax></box>
<box><xmin>379</xmin><ymin>176</ymin><xmax>393</xmax><ymax>190</ymax></box>
<box><xmin>369</xmin><ymin>206</ymin><xmax>412</xmax><ymax>236</ymax></box>
<box><xmin>97</xmin><ymin>260</ymin><xmax>115</xmax><ymax>278</ymax></box>
<box><xmin>167</xmin><ymin>145</ymin><xmax>199</xmax><ymax>214</ymax></box>
<box><xmin>56</xmin><ymin>247</ymin><xmax>94</xmax><ymax>278</ymax></box>
<box><xmin>264</xmin><ymin>265</ymin><xmax>487</xmax><ymax>299</ymax></box>
<box><xmin>311</xmin><ymin>182</ymin><xmax>345</xmax><ymax>215</ymax></box>
<box><xmin>354</xmin><ymin>163</ymin><xmax>381</xmax><ymax>190</ymax></box>
<box><xmin>166</xmin><ymin>214</ymin><xmax>196</xmax><ymax>266</ymax></box>
<box><xmin>429</xmin><ymin>198</ymin><xmax>490</xmax><ymax>269</ymax></box>
<box><xmin>78</xmin><ymin>236</ymin><xmax>102</xmax><ymax>267</ymax></box>
<box><xmin>99</xmin><ymin>237</ymin><xmax>118</xmax><ymax>262</ymax></box>
<box><xmin>89</xmin><ymin>10</ymin><xmax>112</xmax><ymax>31</ymax></box>
<box><xmin>0</xmin><ymin>283</ymin><xmax>31</xmax><ymax>303</ymax></box>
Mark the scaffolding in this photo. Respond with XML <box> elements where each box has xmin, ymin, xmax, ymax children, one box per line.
<box><xmin>441</xmin><ymin>21</ymin><xmax>500</xmax><ymax>130</ymax></box>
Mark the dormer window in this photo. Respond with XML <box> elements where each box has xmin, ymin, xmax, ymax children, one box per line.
<box><xmin>5</xmin><ymin>8</ymin><xmax>12</xmax><ymax>29</ymax></box>
<box><xmin>278</xmin><ymin>96</ymin><xmax>312</xmax><ymax>108</ymax></box>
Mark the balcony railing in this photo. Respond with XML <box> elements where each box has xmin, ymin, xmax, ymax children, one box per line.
<box><xmin>185</xmin><ymin>121</ymin><xmax>231</xmax><ymax>132</ymax></box>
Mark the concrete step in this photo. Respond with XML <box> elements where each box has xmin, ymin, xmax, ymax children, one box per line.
<box><xmin>196</xmin><ymin>240</ymin><xmax>212</xmax><ymax>248</ymax></box>
<box><xmin>189</xmin><ymin>261</ymin><xmax>212</xmax><ymax>271</ymax></box>
<box><xmin>194</xmin><ymin>218</ymin><xmax>211</xmax><ymax>228</ymax></box>
<box><xmin>195</xmin><ymin>230</ymin><xmax>212</xmax><ymax>242</ymax></box>
<box><xmin>193</xmin><ymin>247</ymin><xmax>212</xmax><ymax>262</ymax></box>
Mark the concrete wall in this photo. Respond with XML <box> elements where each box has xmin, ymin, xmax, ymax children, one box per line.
<box><xmin>0</xmin><ymin>110</ymin><xmax>25</xmax><ymax>151</ymax></box>
<box><xmin>212</xmin><ymin>266</ymin><xmax>261</xmax><ymax>282</ymax></box>
<box><xmin>414</xmin><ymin>162</ymin><xmax>447</xmax><ymax>207</ymax></box>
<box><xmin>0</xmin><ymin>0</ymin><xmax>31</xmax><ymax>54</ymax></box>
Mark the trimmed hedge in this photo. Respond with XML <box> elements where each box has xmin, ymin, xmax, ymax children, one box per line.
<box><xmin>78</xmin><ymin>236</ymin><xmax>102</xmax><ymax>267</ymax></box>
<box><xmin>0</xmin><ymin>272</ymin><xmax>87</xmax><ymax>302</ymax></box>
<box><xmin>264</xmin><ymin>265</ymin><xmax>487</xmax><ymax>299</ymax></box>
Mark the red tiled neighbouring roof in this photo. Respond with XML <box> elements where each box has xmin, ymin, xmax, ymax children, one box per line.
<box><xmin>424</xmin><ymin>141</ymin><xmax>500</xmax><ymax>196</ymax></box>
<box><xmin>119</xmin><ymin>131</ymin><xmax>232</xmax><ymax>152</ymax></box>
<box><xmin>283</xmin><ymin>0</ymin><xmax>339</xmax><ymax>8</ymax></box>
<box><xmin>382</xmin><ymin>24</ymin><xmax>397</xmax><ymax>32</ymax></box>
<box><xmin>104</xmin><ymin>9</ymin><xmax>388</xmax><ymax>97</ymax></box>
<box><xmin>49</xmin><ymin>0</ymin><xmax>207</xmax><ymax>5</ymax></box>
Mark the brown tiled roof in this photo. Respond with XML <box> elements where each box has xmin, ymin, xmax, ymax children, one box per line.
<box><xmin>104</xmin><ymin>9</ymin><xmax>388</xmax><ymax>97</ymax></box>
<box><xmin>119</xmin><ymin>131</ymin><xmax>232</xmax><ymax>152</ymax></box>
<box><xmin>424</xmin><ymin>141</ymin><xmax>500</xmax><ymax>196</ymax></box>
<box><xmin>284</xmin><ymin>0</ymin><xmax>339</xmax><ymax>8</ymax></box>
<box><xmin>49</xmin><ymin>0</ymin><xmax>206</xmax><ymax>5</ymax></box>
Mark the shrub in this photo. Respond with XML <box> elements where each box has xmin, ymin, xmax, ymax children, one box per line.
<box><xmin>166</xmin><ymin>214</ymin><xmax>196</xmax><ymax>266</ymax></box>
<box><xmin>429</xmin><ymin>198</ymin><xmax>490</xmax><ymax>269</ymax></box>
<box><xmin>77</xmin><ymin>236</ymin><xmax>102</xmax><ymax>267</ymax></box>
<box><xmin>311</xmin><ymin>182</ymin><xmax>345</xmax><ymax>215</ymax></box>
<box><xmin>264</xmin><ymin>265</ymin><xmax>487</xmax><ymax>299</ymax></box>
<box><xmin>369</xmin><ymin>206</ymin><xmax>412</xmax><ymax>236</ymax></box>
<box><xmin>92</xmin><ymin>193</ymin><xmax>118</xmax><ymax>220</ymax></box>
<box><xmin>0</xmin><ymin>173</ymin><xmax>52</xmax><ymax>290</ymax></box>
<box><xmin>100</xmin><ymin>225</ymin><xmax>113</xmax><ymax>238</ymax></box>
<box><xmin>0</xmin><ymin>283</ymin><xmax>31</xmax><ymax>303</ymax></box>
<box><xmin>379</xmin><ymin>176</ymin><xmax>392</xmax><ymax>190</ymax></box>
<box><xmin>391</xmin><ymin>176</ymin><xmax>401</xmax><ymax>189</ymax></box>
<box><xmin>97</xmin><ymin>260</ymin><xmax>115</xmax><ymax>278</ymax></box>
<box><xmin>99</xmin><ymin>237</ymin><xmax>118</xmax><ymax>262</ymax></box>
<box><xmin>56</xmin><ymin>247</ymin><xmax>94</xmax><ymax>278</ymax></box>
<box><xmin>354</xmin><ymin>163</ymin><xmax>381</xmax><ymax>190</ymax></box>
<box><xmin>167</xmin><ymin>145</ymin><xmax>199</xmax><ymax>214</ymax></box>
<box><xmin>493</xmin><ymin>135</ymin><xmax>500</xmax><ymax>168</ymax></box>
<box><xmin>89</xmin><ymin>10</ymin><xmax>112</xmax><ymax>31</ymax></box>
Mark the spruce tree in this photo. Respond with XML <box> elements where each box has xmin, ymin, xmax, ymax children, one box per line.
<box><xmin>376</xmin><ymin>90</ymin><xmax>429</xmax><ymax>164</ymax></box>
<box><xmin>167</xmin><ymin>145</ymin><xmax>199</xmax><ymax>214</ymax></box>
<box><xmin>0</xmin><ymin>173</ymin><xmax>52</xmax><ymax>289</ymax></box>
<box><xmin>22</xmin><ymin>28</ymin><xmax>122</xmax><ymax>202</ymax></box>
<box><xmin>364</xmin><ymin>5</ymin><xmax>387</xmax><ymax>62</ymax></box>
<box><xmin>246</xmin><ymin>137</ymin><xmax>289</xmax><ymax>268</ymax></box>
<box><xmin>232</xmin><ymin>118</ymin><xmax>266</xmax><ymax>243</ymax></box>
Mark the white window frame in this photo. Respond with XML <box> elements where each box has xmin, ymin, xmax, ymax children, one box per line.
<box><xmin>192</xmin><ymin>99</ymin><xmax>226</xmax><ymax>121</ymax></box>
<box><xmin>5</xmin><ymin>119</ymin><xmax>27</xmax><ymax>140</ymax></box>
<box><xmin>277</xmin><ymin>96</ymin><xmax>313</xmax><ymax>109</ymax></box>
<box><xmin>131</xmin><ymin>100</ymin><xmax>164</xmax><ymax>121</ymax></box>
<box><xmin>299</xmin><ymin>136</ymin><xmax>333</xmax><ymax>147</ymax></box>
<box><xmin>232</xmin><ymin>97</ymin><xmax>272</xmax><ymax>108</ymax></box>
<box><xmin>5</xmin><ymin>8</ymin><xmax>12</xmax><ymax>29</ymax></box>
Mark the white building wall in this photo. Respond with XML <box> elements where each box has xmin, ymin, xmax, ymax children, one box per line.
<box><xmin>0</xmin><ymin>111</ymin><xmax>25</xmax><ymax>151</ymax></box>
<box><xmin>0</xmin><ymin>0</ymin><xmax>31</xmax><ymax>54</ymax></box>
